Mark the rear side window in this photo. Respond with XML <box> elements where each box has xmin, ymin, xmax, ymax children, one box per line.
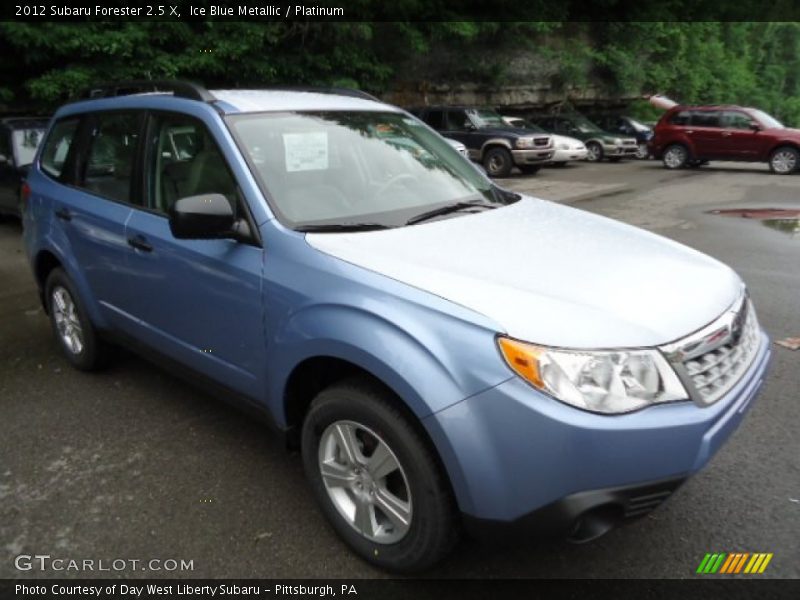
<box><xmin>668</xmin><ymin>111</ymin><xmax>691</xmax><ymax>126</ymax></box>
<box><xmin>80</xmin><ymin>113</ymin><xmax>142</xmax><ymax>204</ymax></box>
<box><xmin>40</xmin><ymin>119</ymin><xmax>79</xmax><ymax>178</ymax></box>
<box><xmin>424</xmin><ymin>110</ymin><xmax>445</xmax><ymax>130</ymax></box>
<box><xmin>690</xmin><ymin>111</ymin><xmax>720</xmax><ymax>127</ymax></box>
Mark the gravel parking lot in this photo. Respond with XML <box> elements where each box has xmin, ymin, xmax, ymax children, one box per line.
<box><xmin>1</xmin><ymin>159</ymin><xmax>798</xmax><ymax>579</ymax></box>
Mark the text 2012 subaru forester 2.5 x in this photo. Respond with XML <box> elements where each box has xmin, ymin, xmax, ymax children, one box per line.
<box><xmin>23</xmin><ymin>81</ymin><xmax>771</xmax><ymax>572</ymax></box>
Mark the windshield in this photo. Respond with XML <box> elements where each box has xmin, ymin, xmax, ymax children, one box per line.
<box><xmin>749</xmin><ymin>109</ymin><xmax>783</xmax><ymax>129</ymax></box>
<box><xmin>229</xmin><ymin>111</ymin><xmax>499</xmax><ymax>228</ymax></box>
<box><xmin>471</xmin><ymin>110</ymin><xmax>508</xmax><ymax>128</ymax></box>
<box><xmin>12</xmin><ymin>128</ymin><xmax>46</xmax><ymax>165</ymax></box>
<box><xmin>570</xmin><ymin>116</ymin><xmax>603</xmax><ymax>134</ymax></box>
<box><xmin>627</xmin><ymin>117</ymin><xmax>651</xmax><ymax>132</ymax></box>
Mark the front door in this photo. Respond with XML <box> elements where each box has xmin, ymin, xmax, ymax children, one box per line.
<box><xmin>122</xmin><ymin>112</ymin><xmax>266</xmax><ymax>400</ymax></box>
<box><xmin>719</xmin><ymin>111</ymin><xmax>766</xmax><ymax>160</ymax></box>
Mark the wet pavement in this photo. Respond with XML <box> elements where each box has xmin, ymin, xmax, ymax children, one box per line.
<box><xmin>1</xmin><ymin>159</ymin><xmax>798</xmax><ymax>579</ymax></box>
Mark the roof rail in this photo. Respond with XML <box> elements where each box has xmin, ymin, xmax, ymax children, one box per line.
<box><xmin>262</xmin><ymin>85</ymin><xmax>380</xmax><ymax>102</ymax></box>
<box><xmin>83</xmin><ymin>80</ymin><xmax>215</xmax><ymax>103</ymax></box>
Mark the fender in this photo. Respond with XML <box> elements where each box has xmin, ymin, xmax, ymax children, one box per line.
<box><xmin>479</xmin><ymin>137</ymin><xmax>513</xmax><ymax>159</ymax></box>
<box><xmin>265</xmin><ymin>302</ymin><xmax>509</xmax><ymax>427</ymax></box>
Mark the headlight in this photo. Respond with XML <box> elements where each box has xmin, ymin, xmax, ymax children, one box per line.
<box><xmin>515</xmin><ymin>137</ymin><xmax>534</xmax><ymax>149</ymax></box>
<box><xmin>497</xmin><ymin>337</ymin><xmax>688</xmax><ymax>414</ymax></box>
<box><xmin>559</xmin><ymin>143</ymin><xmax>570</xmax><ymax>150</ymax></box>
<box><xmin>613</xmin><ymin>137</ymin><xmax>623</xmax><ymax>145</ymax></box>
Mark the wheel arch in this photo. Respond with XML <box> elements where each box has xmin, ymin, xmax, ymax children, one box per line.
<box><xmin>479</xmin><ymin>138</ymin><xmax>513</xmax><ymax>159</ymax></box>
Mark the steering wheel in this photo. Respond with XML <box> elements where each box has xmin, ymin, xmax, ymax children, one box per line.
<box><xmin>375</xmin><ymin>173</ymin><xmax>417</xmax><ymax>198</ymax></box>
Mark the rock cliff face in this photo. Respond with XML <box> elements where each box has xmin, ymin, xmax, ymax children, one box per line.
<box><xmin>380</xmin><ymin>30</ymin><xmax>639</xmax><ymax>110</ymax></box>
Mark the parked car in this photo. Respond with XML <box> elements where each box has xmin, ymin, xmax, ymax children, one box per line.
<box><xmin>502</xmin><ymin>116</ymin><xmax>588</xmax><ymax>165</ymax></box>
<box><xmin>444</xmin><ymin>137</ymin><xmax>469</xmax><ymax>158</ymax></box>
<box><xmin>24</xmin><ymin>81</ymin><xmax>771</xmax><ymax>572</ymax></box>
<box><xmin>650</xmin><ymin>105</ymin><xmax>800</xmax><ymax>174</ymax></box>
<box><xmin>411</xmin><ymin>106</ymin><xmax>553</xmax><ymax>177</ymax></box>
<box><xmin>585</xmin><ymin>114</ymin><xmax>653</xmax><ymax>159</ymax></box>
<box><xmin>0</xmin><ymin>117</ymin><xmax>49</xmax><ymax>218</ymax></box>
<box><xmin>528</xmin><ymin>114</ymin><xmax>638</xmax><ymax>162</ymax></box>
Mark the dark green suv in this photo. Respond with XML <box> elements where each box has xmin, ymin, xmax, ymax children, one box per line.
<box><xmin>529</xmin><ymin>114</ymin><xmax>638</xmax><ymax>162</ymax></box>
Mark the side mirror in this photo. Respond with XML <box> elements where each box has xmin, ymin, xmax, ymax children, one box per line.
<box><xmin>169</xmin><ymin>193</ymin><xmax>235</xmax><ymax>240</ymax></box>
<box><xmin>0</xmin><ymin>154</ymin><xmax>8</xmax><ymax>164</ymax></box>
<box><xmin>749</xmin><ymin>123</ymin><xmax>762</xmax><ymax>132</ymax></box>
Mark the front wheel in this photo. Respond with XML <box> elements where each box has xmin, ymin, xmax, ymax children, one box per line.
<box><xmin>662</xmin><ymin>144</ymin><xmax>689</xmax><ymax>169</ymax></box>
<box><xmin>518</xmin><ymin>164</ymin><xmax>541</xmax><ymax>175</ymax></box>
<box><xmin>301</xmin><ymin>377</ymin><xmax>458</xmax><ymax>572</ymax></box>
<box><xmin>482</xmin><ymin>147</ymin><xmax>513</xmax><ymax>177</ymax></box>
<box><xmin>636</xmin><ymin>143</ymin><xmax>650</xmax><ymax>159</ymax></box>
<box><xmin>769</xmin><ymin>146</ymin><xmax>799</xmax><ymax>175</ymax></box>
<box><xmin>585</xmin><ymin>141</ymin><xmax>603</xmax><ymax>162</ymax></box>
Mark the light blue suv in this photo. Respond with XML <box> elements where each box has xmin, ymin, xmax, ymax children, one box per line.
<box><xmin>23</xmin><ymin>81</ymin><xmax>772</xmax><ymax>572</ymax></box>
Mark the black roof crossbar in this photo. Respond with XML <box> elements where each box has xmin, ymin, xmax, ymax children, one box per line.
<box><xmin>262</xmin><ymin>85</ymin><xmax>380</xmax><ymax>102</ymax></box>
<box><xmin>83</xmin><ymin>80</ymin><xmax>215</xmax><ymax>103</ymax></box>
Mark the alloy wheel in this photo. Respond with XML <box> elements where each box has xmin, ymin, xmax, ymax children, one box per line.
<box><xmin>318</xmin><ymin>420</ymin><xmax>412</xmax><ymax>544</ymax></box>
<box><xmin>664</xmin><ymin>146</ymin><xmax>687</xmax><ymax>168</ymax></box>
<box><xmin>52</xmin><ymin>286</ymin><xmax>84</xmax><ymax>355</ymax></box>
<box><xmin>771</xmin><ymin>150</ymin><xmax>797</xmax><ymax>174</ymax></box>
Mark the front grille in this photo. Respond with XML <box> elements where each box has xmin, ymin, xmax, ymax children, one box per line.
<box><xmin>534</xmin><ymin>137</ymin><xmax>550</xmax><ymax>147</ymax></box>
<box><xmin>683</xmin><ymin>306</ymin><xmax>760</xmax><ymax>405</ymax></box>
<box><xmin>661</xmin><ymin>293</ymin><xmax>761</xmax><ymax>406</ymax></box>
<box><xmin>622</xmin><ymin>139</ymin><xmax>637</xmax><ymax>146</ymax></box>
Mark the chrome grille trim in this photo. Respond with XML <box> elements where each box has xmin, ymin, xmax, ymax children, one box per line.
<box><xmin>660</xmin><ymin>290</ymin><xmax>761</xmax><ymax>407</ymax></box>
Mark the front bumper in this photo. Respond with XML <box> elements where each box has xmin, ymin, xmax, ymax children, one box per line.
<box><xmin>511</xmin><ymin>148</ymin><xmax>554</xmax><ymax>165</ymax></box>
<box><xmin>551</xmin><ymin>147</ymin><xmax>588</xmax><ymax>162</ymax></box>
<box><xmin>603</xmin><ymin>143</ymin><xmax>639</xmax><ymax>157</ymax></box>
<box><xmin>423</xmin><ymin>331</ymin><xmax>771</xmax><ymax>532</ymax></box>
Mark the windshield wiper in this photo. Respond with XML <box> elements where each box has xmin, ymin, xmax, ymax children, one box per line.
<box><xmin>405</xmin><ymin>201</ymin><xmax>497</xmax><ymax>226</ymax></box>
<box><xmin>294</xmin><ymin>222</ymin><xmax>391</xmax><ymax>233</ymax></box>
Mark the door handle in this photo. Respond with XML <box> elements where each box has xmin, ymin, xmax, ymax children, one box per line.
<box><xmin>127</xmin><ymin>235</ymin><xmax>153</xmax><ymax>253</ymax></box>
<box><xmin>685</xmin><ymin>130</ymin><xmax>694</xmax><ymax>134</ymax></box>
<box><xmin>54</xmin><ymin>207</ymin><xmax>72</xmax><ymax>222</ymax></box>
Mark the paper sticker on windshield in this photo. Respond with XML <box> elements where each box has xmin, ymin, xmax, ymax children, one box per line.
<box><xmin>283</xmin><ymin>132</ymin><xmax>328</xmax><ymax>172</ymax></box>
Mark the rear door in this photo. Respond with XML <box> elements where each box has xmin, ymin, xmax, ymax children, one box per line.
<box><xmin>47</xmin><ymin>112</ymin><xmax>144</xmax><ymax>326</ymax></box>
<box><xmin>122</xmin><ymin>111</ymin><xmax>266</xmax><ymax>399</ymax></box>
<box><xmin>687</xmin><ymin>110</ymin><xmax>724</xmax><ymax>158</ymax></box>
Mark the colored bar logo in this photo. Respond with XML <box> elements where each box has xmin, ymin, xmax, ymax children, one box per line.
<box><xmin>696</xmin><ymin>552</ymin><xmax>773</xmax><ymax>574</ymax></box>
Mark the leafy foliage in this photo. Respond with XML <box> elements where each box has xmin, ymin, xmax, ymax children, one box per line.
<box><xmin>1</xmin><ymin>20</ymin><xmax>799</xmax><ymax>125</ymax></box>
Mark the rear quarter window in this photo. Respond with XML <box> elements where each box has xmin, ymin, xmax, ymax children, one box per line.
<box><xmin>40</xmin><ymin>118</ymin><xmax>80</xmax><ymax>178</ymax></box>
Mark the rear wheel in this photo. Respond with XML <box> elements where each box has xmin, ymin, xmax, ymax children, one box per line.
<box><xmin>301</xmin><ymin>377</ymin><xmax>458</xmax><ymax>572</ymax></box>
<box><xmin>635</xmin><ymin>143</ymin><xmax>650</xmax><ymax>159</ymax></box>
<box><xmin>45</xmin><ymin>268</ymin><xmax>110</xmax><ymax>371</ymax></box>
<box><xmin>482</xmin><ymin>147</ymin><xmax>513</xmax><ymax>177</ymax></box>
<box><xmin>585</xmin><ymin>141</ymin><xmax>603</xmax><ymax>162</ymax></box>
<box><xmin>769</xmin><ymin>146</ymin><xmax>799</xmax><ymax>175</ymax></box>
<box><xmin>662</xmin><ymin>144</ymin><xmax>689</xmax><ymax>169</ymax></box>
<box><xmin>518</xmin><ymin>164</ymin><xmax>541</xmax><ymax>175</ymax></box>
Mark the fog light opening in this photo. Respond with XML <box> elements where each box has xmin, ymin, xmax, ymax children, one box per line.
<box><xmin>567</xmin><ymin>505</ymin><xmax>623</xmax><ymax>544</ymax></box>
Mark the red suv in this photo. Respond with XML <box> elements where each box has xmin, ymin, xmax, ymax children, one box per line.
<box><xmin>650</xmin><ymin>105</ymin><xmax>800</xmax><ymax>174</ymax></box>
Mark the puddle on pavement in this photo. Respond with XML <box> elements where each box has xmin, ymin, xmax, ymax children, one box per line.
<box><xmin>707</xmin><ymin>208</ymin><xmax>800</xmax><ymax>238</ymax></box>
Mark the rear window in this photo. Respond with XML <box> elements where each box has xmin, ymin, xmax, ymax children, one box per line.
<box><xmin>40</xmin><ymin>118</ymin><xmax>79</xmax><ymax>178</ymax></box>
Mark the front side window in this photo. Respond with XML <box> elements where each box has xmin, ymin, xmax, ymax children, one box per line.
<box><xmin>229</xmin><ymin>111</ymin><xmax>497</xmax><ymax>228</ymax></box>
<box><xmin>424</xmin><ymin>110</ymin><xmax>445</xmax><ymax>130</ymax></box>
<box><xmin>147</xmin><ymin>114</ymin><xmax>242</xmax><ymax>216</ymax></box>
<box><xmin>720</xmin><ymin>111</ymin><xmax>756</xmax><ymax>130</ymax></box>
<box><xmin>40</xmin><ymin>119</ymin><xmax>80</xmax><ymax>179</ymax></box>
<box><xmin>80</xmin><ymin>113</ymin><xmax>141</xmax><ymax>203</ymax></box>
<box><xmin>446</xmin><ymin>109</ymin><xmax>473</xmax><ymax>131</ymax></box>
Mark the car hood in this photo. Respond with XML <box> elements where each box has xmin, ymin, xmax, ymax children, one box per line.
<box><xmin>478</xmin><ymin>126</ymin><xmax>549</xmax><ymax>138</ymax></box>
<box><xmin>306</xmin><ymin>197</ymin><xmax>742</xmax><ymax>348</ymax></box>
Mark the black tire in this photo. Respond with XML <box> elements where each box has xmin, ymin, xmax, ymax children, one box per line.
<box><xmin>482</xmin><ymin>147</ymin><xmax>513</xmax><ymax>178</ymax></box>
<box><xmin>585</xmin><ymin>141</ymin><xmax>603</xmax><ymax>162</ymax></box>
<box><xmin>45</xmin><ymin>268</ymin><xmax>110</xmax><ymax>371</ymax></box>
<box><xmin>518</xmin><ymin>164</ymin><xmax>541</xmax><ymax>175</ymax></box>
<box><xmin>301</xmin><ymin>377</ymin><xmax>458</xmax><ymax>572</ymax></box>
<box><xmin>768</xmin><ymin>146</ymin><xmax>799</xmax><ymax>175</ymax></box>
<box><xmin>662</xmin><ymin>143</ymin><xmax>689</xmax><ymax>169</ymax></box>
